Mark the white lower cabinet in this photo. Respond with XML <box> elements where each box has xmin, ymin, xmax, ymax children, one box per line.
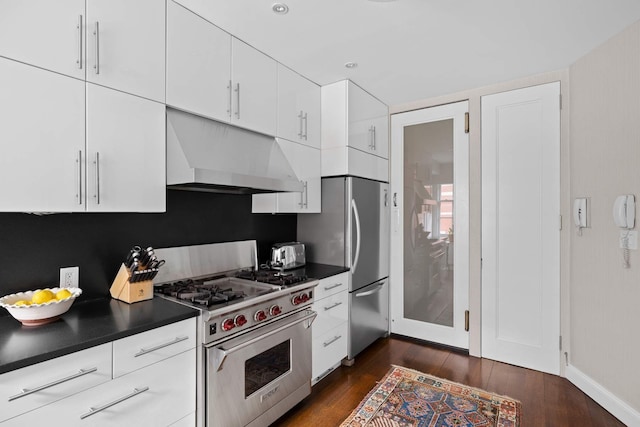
<box><xmin>1</xmin><ymin>319</ymin><xmax>196</xmax><ymax>426</ymax></box>
<box><xmin>0</xmin><ymin>344</ymin><xmax>112</xmax><ymax>423</ymax></box>
<box><xmin>17</xmin><ymin>349</ymin><xmax>196</xmax><ymax>427</ymax></box>
<box><xmin>311</xmin><ymin>272</ymin><xmax>349</xmax><ymax>384</ymax></box>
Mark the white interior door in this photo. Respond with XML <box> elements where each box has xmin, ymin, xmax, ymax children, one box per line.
<box><xmin>390</xmin><ymin>101</ymin><xmax>469</xmax><ymax>349</ymax></box>
<box><xmin>481</xmin><ymin>82</ymin><xmax>560</xmax><ymax>375</ymax></box>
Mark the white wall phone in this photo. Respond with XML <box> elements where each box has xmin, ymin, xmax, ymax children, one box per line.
<box><xmin>613</xmin><ymin>194</ymin><xmax>635</xmax><ymax>229</ymax></box>
<box><xmin>573</xmin><ymin>198</ymin><xmax>588</xmax><ymax>234</ymax></box>
<box><xmin>613</xmin><ymin>194</ymin><xmax>636</xmax><ymax>269</ymax></box>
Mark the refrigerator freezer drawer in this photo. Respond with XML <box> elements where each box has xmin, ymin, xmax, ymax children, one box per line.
<box><xmin>348</xmin><ymin>279</ymin><xmax>389</xmax><ymax>359</ymax></box>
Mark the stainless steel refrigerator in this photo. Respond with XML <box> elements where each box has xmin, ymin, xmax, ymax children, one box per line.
<box><xmin>298</xmin><ymin>176</ymin><xmax>389</xmax><ymax>361</ymax></box>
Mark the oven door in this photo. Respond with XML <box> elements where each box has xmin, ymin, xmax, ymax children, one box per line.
<box><xmin>206</xmin><ymin>309</ymin><xmax>316</xmax><ymax>427</ymax></box>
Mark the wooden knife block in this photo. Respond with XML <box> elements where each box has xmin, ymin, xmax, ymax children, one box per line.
<box><xmin>109</xmin><ymin>263</ymin><xmax>153</xmax><ymax>304</ymax></box>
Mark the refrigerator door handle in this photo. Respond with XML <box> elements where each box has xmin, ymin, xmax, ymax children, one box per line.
<box><xmin>351</xmin><ymin>198</ymin><xmax>362</xmax><ymax>274</ymax></box>
<box><xmin>354</xmin><ymin>282</ymin><xmax>384</xmax><ymax>297</ymax></box>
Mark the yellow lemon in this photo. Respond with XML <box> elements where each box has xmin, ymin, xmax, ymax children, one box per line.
<box><xmin>31</xmin><ymin>289</ymin><xmax>55</xmax><ymax>304</ymax></box>
<box><xmin>14</xmin><ymin>300</ymin><xmax>31</xmax><ymax>306</ymax></box>
<box><xmin>56</xmin><ymin>289</ymin><xmax>72</xmax><ymax>301</ymax></box>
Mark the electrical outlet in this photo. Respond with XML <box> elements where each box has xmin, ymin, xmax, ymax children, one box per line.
<box><xmin>59</xmin><ymin>266</ymin><xmax>79</xmax><ymax>288</ymax></box>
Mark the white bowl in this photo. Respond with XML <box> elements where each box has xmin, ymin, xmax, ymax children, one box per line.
<box><xmin>0</xmin><ymin>287</ymin><xmax>82</xmax><ymax>326</ymax></box>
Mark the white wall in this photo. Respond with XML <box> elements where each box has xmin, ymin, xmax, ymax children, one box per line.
<box><xmin>569</xmin><ymin>19</ymin><xmax>640</xmax><ymax>415</ymax></box>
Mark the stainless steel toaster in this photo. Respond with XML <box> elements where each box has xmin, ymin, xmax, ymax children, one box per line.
<box><xmin>270</xmin><ymin>242</ymin><xmax>306</xmax><ymax>270</ymax></box>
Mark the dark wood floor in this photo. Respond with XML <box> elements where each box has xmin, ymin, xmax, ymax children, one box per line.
<box><xmin>273</xmin><ymin>336</ymin><xmax>625</xmax><ymax>427</ymax></box>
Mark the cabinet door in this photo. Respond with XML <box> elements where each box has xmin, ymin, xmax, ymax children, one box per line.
<box><xmin>231</xmin><ymin>38</ymin><xmax>277</xmax><ymax>136</ymax></box>
<box><xmin>277</xmin><ymin>65</ymin><xmax>320</xmax><ymax>148</ymax></box>
<box><xmin>13</xmin><ymin>349</ymin><xmax>196</xmax><ymax>427</ymax></box>
<box><xmin>277</xmin><ymin>140</ymin><xmax>320</xmax><ymax>213</ymax></box>
<box><xmin>0</xmin><ymin>343</ymin><xmax>111</xmax><ymax>423</ymax></box>
<box><xmin>0</xmin><ymin>0</ymin><xmax>85</xmax><ymax>80</ymax></box>
<box><xmin>86</xmin><ymin>84</ymin><xmax>165</xmax><ymax>212</ymax></box>
<box><xmin>166</xmin><ymin>0</ymin><xmax>231</xmax><ymax>122</ymax></box>
<box><xmin>252</xmin><ymin>139</ymin><xmax>320</xmax><ymax>213</ymax></box>
<box><xmin>86</xmin><ymin>0</ymin><xmax>165</xmax><ymax>102</ymax></box>
<box><xmin>348</xmin><ymin>82</ymin><xmax>388</xmax><ymax>159</ymax></box>
<box><xmin>0</xmin><ymin>58</ymin><xmax>85</xmax><ymax>212</ymax></box>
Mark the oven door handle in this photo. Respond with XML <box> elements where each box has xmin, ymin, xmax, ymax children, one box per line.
<box><xmin>210</xmin><ymin>310</ymin><xmax>317</xmax><ymax>372</ymax></box>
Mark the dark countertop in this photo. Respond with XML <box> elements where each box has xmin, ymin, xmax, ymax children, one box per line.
<box><xmin>0</xmin><ymin>297</ymin><xmax>199</xmax><ymax>375</ymax></box>
<box><xmin>296</xmin><ymin>262</ymin><xmax>350</xmax><ymax>280</ymax></box>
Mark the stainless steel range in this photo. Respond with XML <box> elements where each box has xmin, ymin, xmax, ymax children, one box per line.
<box><xmin>153</xmin><ymin>241</ymin><xmax>318</xmax><ymax>427</ymax></box>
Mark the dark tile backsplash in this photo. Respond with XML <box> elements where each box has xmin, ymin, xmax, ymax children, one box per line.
<box><xmin>0</xmin><ymin>190</ymin><xmax>295</xmax><ymax>299</ymax></box>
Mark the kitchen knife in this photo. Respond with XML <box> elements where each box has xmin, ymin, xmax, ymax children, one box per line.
<box><xmin>125</xmin><ymin>246</ymin><xmax>142</xmax><ymax>267</ymax></box>
<box><xmin>140</xmin><ymin>247</ymin><xmax>154</xmax><ymax>266</ymax></box>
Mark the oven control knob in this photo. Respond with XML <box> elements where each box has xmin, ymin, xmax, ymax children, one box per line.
<box><xmin>254</xmin><ymin>310</ymin><xmax>267</xmax><ymax>322</ymax></box>
<box><xmin>292</xmin><ymin>295</ymin><xmax>302</xmax><ymax>305</ymax></box>
<box><xmin>221</xmin><ymin>318</ymin><xmax>235</xmax><ymax>332</ymax></box>
<box><xmin>300</xmin><ymin>293</ymin><xmax>310</xmax><ymax>302</ymax></box>
<box><xmin>269</xmin><ymin>305</ymin><xmax>282</xmax><ymax>316</ymax></box>
<box><xmin>234</xmin><ymin>314</ymin><xmax>247</xmax><ymax>327</ymax></box>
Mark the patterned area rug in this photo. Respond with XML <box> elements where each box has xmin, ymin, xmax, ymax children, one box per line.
<box><xmin>340</xmin><ymin>365</ymin><xmax>521</xmax><ymax>427</ymax></box>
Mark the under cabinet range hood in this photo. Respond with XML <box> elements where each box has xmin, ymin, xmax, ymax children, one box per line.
<box><xmin>166</xmin><ymin>108</ymin><xmax>303</xmax><ymax>194</ymax></box>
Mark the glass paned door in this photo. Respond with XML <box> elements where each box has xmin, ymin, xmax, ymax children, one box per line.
<box><xmin>390</xmin><ymin>101</ymin><xmax>469</xmax><ymax>349</ymax></box>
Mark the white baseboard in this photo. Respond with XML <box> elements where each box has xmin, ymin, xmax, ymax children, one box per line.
<box><xmin>566</xmin><ymin>364</ymin><xmax>640</xmax><ymax>427</ymax></box>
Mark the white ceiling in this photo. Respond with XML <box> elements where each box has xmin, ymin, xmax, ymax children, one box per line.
<box><xmin>199</xmin><ymin>0</ymin><xmax>640</xmax><ymax>106</ymax></box>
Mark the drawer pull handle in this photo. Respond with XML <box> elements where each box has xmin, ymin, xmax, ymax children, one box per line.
<box><xmin>323</xmin><ymin>283</ymin><xmax>342</xmax><ymax>291</ymax></box>
<box><xmin>323</xmin><ymin>301</ymin><xmax>343</xmax><ymax>311</ymax></box>
<box><xmin>8</xmin><ymin>367</ymin><xmax>98</xmax><ymax>401</ymax></box>
<box><xmin>80</xmin><ymin>386</ymin><xmax>149</xmax><ymax>419</ymax></box>
<box><xmin>134</xmin><ymin>335</ymin><xmax>189</xmax><ymax>357</ymax></box>
<box><xmin>323</xmin><ymin>335</ymin><xmax>342</xmax><ymax>347</ymax></box>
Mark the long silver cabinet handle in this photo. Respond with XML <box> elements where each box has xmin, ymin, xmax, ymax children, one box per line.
<box><xmin>323</xmin><ymin>301</ymin><xmax>342</xmax><ymax>311</ymax></box>
<box><xmin>323</xmin><ymin>282</ymin><xmax>343</xmax><ymax>291</ymax></box>
<box><xmin>303</xmin><ymin>112</ymin><xmax>308</xmax><ymax>140</ymax></box>
<box><xmin>77</xmin><ymin>15</ymin><xmax>83</xmax><ymax>69</ymax></box>
<box><xmin>227</xmin><ymin>80</ymin><xmax>232</xmax><ymax>117</ymax></box>
<box><xmin>76</xmin><ymin>150</ymin><xmax>83</xmax><ymax>205</ymax></box>
<box><xmin>323</xmin><ymin>335</ymin><xmax>342</xmax><ymax>348</ymax></box>
<box><xmin>93</xmin><ymin>22</ymin><xmax>99</xmax><ymax>74</ymax></box>
<box><xmin>80</xmin><ymin>386</ymin><xmax>149</xmax><ymax>419</ymax></box>
<box><xmin>134</xmin><ymin>335</ymin><xmax>189</xmax><ymax>357</ymax></box>
<box><xmin>372</xmin><ymin>126</ymin><xmax>376</xmax><ymax>150</ymax></box>
<box><xmin>368</xmin><ymin>126</ymin><xmax>374</xmax><ymax>149</ymax></box>
<box><xmin>93</xmin><ymin>152</ymin><xmax>100</xmax><ymax>205</ymax></box>
<box><xmin>298</xmin><ymin>180</ymin><xmax>304</xmax><ymax>208</ymax></box>
<box><xmin>8</xmin><ymin>367</ymin><xmax>98</xmax><ymax>401</ymax></box>
<box><xmin>234</xmin><ymin>83</ymin><xmax>240</xmax><ymax>119</ymax></box>
<box><xmin>298</xmin><ymin>111</ymin><xmax>304</xmax><ymax>139</ymax></box>
<box><xmin>303</xmin><ymin>181</ymin><xmax>308</xmax><ymax>208</ymax></box>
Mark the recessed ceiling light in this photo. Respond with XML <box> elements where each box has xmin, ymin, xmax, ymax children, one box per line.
<box><xmin>272</xmin><ymin>3</ymin><xmax>289</xmax><ymax>14</ymax></box>
<box><xmin>345</xmin><ymin>62</ymin><xmax>358</xmax><ymax>69</ymax></box>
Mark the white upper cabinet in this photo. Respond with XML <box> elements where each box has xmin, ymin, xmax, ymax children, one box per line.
<box><xmin>322</xmin><ymin>80</ymin><xmax>389</xmax><ymax>159</ymax></box>
<box><xmin>231</xmin><ymin>38</ymin><xmax>277</xmax><ymax>136</ymax></box>
<box><xmin>166</xmin><ymin>0</ymin><xmax>231</xmax><ymax>120</ymax></box>
<box><xmin>348</xmin><ymin>82</ymin><xmax>389</xmax><ymax>159</ymax></box>
<box><xmin>0</xmin><ymin>58</ymin><xmax>165</xmax><ymax>213</ymax></box>
<box><xmin>0</xmin><ymin>0</ymin><xmax>86</xmax><ymax>80</ymax></box>
<box><xmin>277</xmin><ymin>65</ymin><xmax>321</xmax><ymax>148</ymax></box>
<box><xmin>0</xmin><ymin>57</ymin><xmax>86</xmax><ymax>212</ymax></box>
<box><xmin>321</xmin><ymin>80</ymin><xmax>389</xmax><ymax>181</ymax></box>
<box><xmin>252</xmin><ymin>139</ymin><xmax>320</xmax><ymax>214</ymax></box>
<box><xmin>86</xmin><ymin>84</ymin><xmax>166</xmax><ymax>212</ymax></box>
<box><xmin>0</xmin><ymin>0</ymin><xmax>165</xmax><ymax>102</ymax></box>
<box><xmin>86</xmin><ymin>0</ymin><xmax>166</xmax><ymax>102</ymax></box>
<box><xmin>166</xmin><ymin>3</ymin><xmax>276</xmax><ymax>136</ymax></box>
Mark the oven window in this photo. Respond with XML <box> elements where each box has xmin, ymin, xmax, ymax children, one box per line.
<box><xmin>245</xmin><ymin>340</ymin><xmax>291</xmax><ymax>397</ymax></box>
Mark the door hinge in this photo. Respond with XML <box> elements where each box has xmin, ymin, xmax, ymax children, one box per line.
<box><xmin>559</xmin><ymin>214</ymin><xmax>563</xmax><ymax>230</ymax></box>
<box><xmin>559</xmin><ymin>335</ymin><xmax>562</xmax><ymax>350</ymax></box>
<box><xmin>464</xmin><ymin>112</ymin><xmax>469</xmax><ymax>133</ymax></box>
<box><xmin>464</xmin><ymin>310</ymin><xmax>470</xmax><ymax>331</ymax></box>
<box><xmin>559</xmin><ymin>94</ymin><xmax>563</xmax><ymax>110</ymax></box>
<box><xmin>564</xmin><ymin>351</ymin><xmax>569</xmax><ymax>366</ymax></box>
